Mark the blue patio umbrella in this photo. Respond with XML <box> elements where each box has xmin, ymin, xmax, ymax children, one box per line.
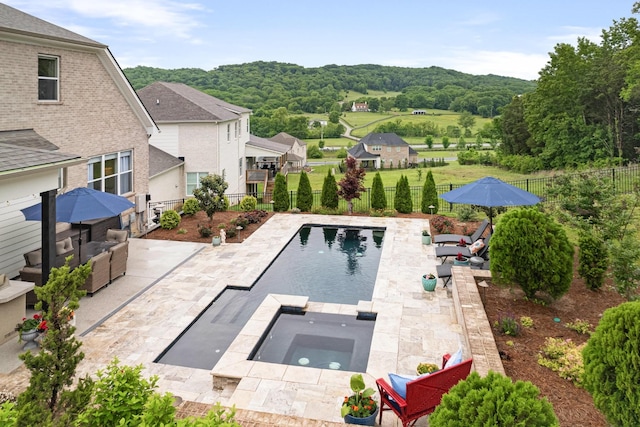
<box><xmin>440</xmin><ymin>176</ymin><xmax>541</xmax><ymax>227</ymax></box>
<box><xmin>21</xmin><ymin>187</ymin><xmax>134</xmax><ymax>260</ymax></box>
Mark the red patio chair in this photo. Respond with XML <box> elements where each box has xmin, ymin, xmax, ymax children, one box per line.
<box><xmin>376</xmin><ymin>355</ymin><xmax>473</xmax><ymax>427</ymax></box>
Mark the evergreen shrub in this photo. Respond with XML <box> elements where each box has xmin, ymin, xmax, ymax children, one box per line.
<box><xmin>429</xmin><ymin>371</ymin><xmax>559</xmax><ymax>427</ymax></box>
<box><xmin>160</xmin><ymin>209</ymin><xmax>181</xmax><ymax>230</ymax></box>
<box><xmin>578</xmin><ymin>229</ymin><xmax>608</xmax><ymax>290</ymax></box>
<box><xmin>239</xmin><ymin>195</ymin><xmax>258</xmax><ymax>212</ymax></box>
<box><xmin>182</xmin><ymin>198</ymin><xmax>200</xmax><ymax>216</ymax></box>
<box><xmin>296</xmin><ymin>171</ymin><xmax>313</xmax><ymax>211</ymax></box>
<box><xmin>421</xmin><ymin>170</ymin><xmax>438</xmax><ymax>214</ymax></box>
<box><xmin>394</xmin><ymin>175</ymin><xmax>413</xmax><ymax>213</ymax></box>
<box><xmin>321</xmin><ymin>170</ymin><xmax>339</xmax><ymax>209</ymax></box>
<box><xmin>371</xmin><ymin>172</ymin><xmax>386</xmax><ymax>210</ymax></box>
<box><xmin>272</xmin><ymin>173</ymin><xmax>289</xmax><ymax>212</ymax></box>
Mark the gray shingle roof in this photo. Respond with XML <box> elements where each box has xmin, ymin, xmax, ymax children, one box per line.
<box><xmin>269</xmin><ymin>132</ymin><xmax>307</xmax><ymax>147</ymax></box>
<box><xmin>247</xmin><ymin>134</ymin><xmax>289</xmax><ymax>154</ymax></box>
<box><xmin>149</xmin><ymin>145</ymin><xmax>183</xmax><ymax>178</ymax></box>
<box><xmin>348</xmin><ymin>142</ymin><xmax>378</xmax><ymax>159</ymax></box>
<box><xmin>0</xmin><ymin>3</ymin><xmax>103</xmax><ymax>47</ymax></box>
<box><xmin>0</xmin><ymin>129</ymin><xmax>59</xmax><ymax>151</ymax></box>
<box><xmin>360</xmin><ymin>132</ymin><xmax>410</xmax><ymax>147</ymax></box>
<box><xmin>0</xmin><ymin>143</ymin><xmax>81</xmax><ymax>174</ymax></box>
<box><xmin>137</xmin><ymin>82</ymin><xmax>251</xmax><ymax>122</ymax></box>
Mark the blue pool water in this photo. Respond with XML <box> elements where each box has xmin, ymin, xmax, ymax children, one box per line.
<box><xmin>156</xmin><ymin>224</ymin><xmax>385</xmax><ymax>370</ymax></box>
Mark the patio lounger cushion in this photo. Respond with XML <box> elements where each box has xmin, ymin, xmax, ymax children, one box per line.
<box><xmin>106</xmin><ymin>229</ymin><xmax>128</xmax><ymax>243</ymax></box>
<box><xmin>389</xmin><ymin>373</ymin><xmax>429</xmax><ymax>399</ymax></box>
<box><xmin>444</xmin><ymin>348</ymin><xmax>464</xmax><ymax>369</ymax></box>
<box><xmin>469</xmin><ymin>239</ymin><xmax>485</xmax><ymax>254</ymax></box>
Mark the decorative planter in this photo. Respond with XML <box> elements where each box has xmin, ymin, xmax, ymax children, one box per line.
<box><xmin>211</xmin><ymin>236</ymin><xmax>221</xmax><ymax>246</ymax></box>
<box><xmin>20</xmin><ymin>329</ymin><xmax>39</xmax><ymax>351</ymax></box>
<box><xmin>344</xmin><ymin>407</ymin><xmax>379</xmax><ymax>425</ymax></box>
<box><xmin>422</xmin><ymin>276</ymin><xmax>437</xmax><ymax>291</ymax></box>
<box><xmin>454</xmin><ymin>257</ymin><xmax>470</xmax><ymax>266</ymax></box>
<box><xmin>421</xmin><ymin>235</ymin><xmax>431</xmax><ymax>245</ymax></box>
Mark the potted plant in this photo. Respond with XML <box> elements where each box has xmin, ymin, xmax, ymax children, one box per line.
<box><xmin>416</xmin><ymin>362</ymin><xmax>439</xmax><ymax>375</ymax></box>
<box><xmin>454</xmin><ymin>252</ymin><xmax>470</xmax><ymax>266</ymax></box>
<box><xmin>457</xmin><ymin>238</ymin><xmax>467</xmax><ymax>247</ymax></box>
<box><xmin>341</xmin><ymin>373</ymin><xmax>378</xmax><ymax>425</ymax></box>
<box><xmin>421</xmin><ymin>229</ymin><xmax>431</xmax><ymax>245</ymax></box>
<box><xmin>15</xmin><ymin>313</ymin><xmax>45</xmax><ymax>350</ymax></box>
<box><xmin>422</xmin><ymin>273</ymin><xmax>437</xmax><ymax>291</ymax></box>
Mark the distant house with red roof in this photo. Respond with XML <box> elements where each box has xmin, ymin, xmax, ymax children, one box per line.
<box><xmin>351</xmin><ymin>102</ymin><xmax>369</xmax><ymax>112</ymax></box>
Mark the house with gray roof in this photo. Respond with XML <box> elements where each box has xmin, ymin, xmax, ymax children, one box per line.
<box><xmin>137</xmin><ymin>82</ymin><xmax>251</xmax><ymax>198</ymax></box>
<box><xmin>148</xmin><ymin>145</ymin><xmax>185</xmax><ymax>204</ymax></box>
<box><xmin>348</xmin><ymin>132</ymin><xmax>418</xmax><ymax>169</ymax></box>
<box><xmin>0</xmin><ymin>3</ymin><xmax>156</xmax><ymax>278</ymax></box>
<box><xmin>269</xmin><ymin>132</ymin><xmax>307</xmax><ymax>170</ymax></box>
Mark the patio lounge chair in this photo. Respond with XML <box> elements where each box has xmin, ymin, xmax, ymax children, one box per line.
<box><xmin>376</xmin><ymin>354</ymin><xmax>473</xmax><ymax>427</ymax></box>
<box><xmin>433</xmin><ymin>219</ymin><xmax>489</xmax><ymax>246</ymax></box>
<box><xmin>435</xmin><ymin>233</ymin><xmax>490</xmax><ymax>262</ymax></box>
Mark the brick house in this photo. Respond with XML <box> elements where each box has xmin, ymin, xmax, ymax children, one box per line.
<box><xmin>0</xmin><ymin>3</ymin><xmax>156</xmax><ymax>278</ymax></box>
<box><xmin>347</xmin><ymin>133</ymin><xmax>418</xmax><ymax>169</ymax></box>
<box><xmin>351</xmin><ymin>102</ymin><xmax>369</xmax><ymax>112</ymax></box>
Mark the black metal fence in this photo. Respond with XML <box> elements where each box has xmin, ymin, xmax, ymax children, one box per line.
<box><xmin>154</xmin><ymin>164</ymin><xmax>640</xmax><ymax>215</ymax></box>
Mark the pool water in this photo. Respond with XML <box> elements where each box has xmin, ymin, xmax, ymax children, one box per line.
<box><xmin>156</xmin><ymin>225</ymin><xmax>385</xmax><ymax>370</ymax></box>
<box><xmin>250</xmin><ymin>311</ymin><xmax>375</xmax><ymax>372</ymax></box>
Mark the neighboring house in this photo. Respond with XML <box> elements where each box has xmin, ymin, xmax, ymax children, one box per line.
<box><xmin>148</xmin><ymin>145</ymin><xmax>184</xmax><ymax>205</ymax></box>
<box><xmin>269</xmin><ymin>132</ymin><xmax>307</xmax><ymax>170</ymax></box>
<box><xmin>347</xmin><ymin>132</ymin><xmax>418</xmax><ymax>169</ymax></box>
<box><xmin>351</xmin><ymin>102</ymin><xmax>369</xmax><ymax>112</ymax></box>
<box><xmin>0</xmin><ymin>4</ymin><xmax>156</xmax><ymax>278</ymax></box>
<box><xmin>137</xmin><ymin>82</ymin><xmax>251</xmax><ymax>198</ymax></box>
<box><xmin>245</xmin><ymin>134</ymin><xmax>290</xmax><ymax>196</ymax></box>
<box><xmin>412</xmin><ymin>110</ymin><xmax>428</xmax><ymax>115</ymax></box>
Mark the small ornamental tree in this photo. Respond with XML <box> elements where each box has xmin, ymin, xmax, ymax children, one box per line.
<box><xmin>296</xmin><ymin>170</ymin><xmax>313</xmax><ymax>211</ymax></box>
<box><xmin>192</xmin><ymin>174</ymin><xmax>229</xmax><ymax>221</ymax></box>
<box><xmin>371</xmin><ymin>172</ymin><xmax>386</xmax><ymax>210</ymax></box>
<box><xmin>583</xmin><ymin>301</ymin><xmax>640</xmax><ymax>426</ymax></box>
<box><xmin>321</xmin><ymin>169</ymin><xmax>339</xmax><ymax>209</ymax></box>
<box><xmin>272</xmin><ymin>172</ymin><xmax>290</xmax><ymax>212</ymax></box>
<box><xmin>578</xmin><ymin>228</ymin><xmax>609</xmax><ymax>291</ymax></box>
<box><xmin>394</xmin><ymin>175</ymin><xmax>413</xmax><ymax>213</ymax></box>
<box><xmin>429</xmin><ymin>371</ymin><xmax>559</xmax><ymax>427</ymax></box>
<box><xmin>490</xmin><ymin>208</ymin><xmax>573</xmax><ymax>300</ymax></box>
<box><xmin>16</xmin><ymin>258</ymin><xmax>92</xmax><ymax>426</ymax></box>
<box><xmin>337</xmin><ymin>157</ymin><xmax>366</xmax><ymax>214</ymax></box>
<box><xmin>421</xmin><ymin>170</ymin><xmax>438</xmax><ymax>214</ymax></box>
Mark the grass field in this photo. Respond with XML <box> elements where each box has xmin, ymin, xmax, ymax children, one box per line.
<box><xmin>341</xmin><ymin>89</ymin><xmax>401</xmax><ymax>103</ymax></box>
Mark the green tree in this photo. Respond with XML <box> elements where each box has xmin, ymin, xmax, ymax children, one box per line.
<box><xmin>329</xmin><ymin>110</ymin><xmax>340</xmax><ymax>123</ymax></box>
<box><xmin>370</xmin><ymin>172</ymin><xmax>386</xmax><ymax>210</ymax></box>
<box><xmin>307</xmin><ymin>145</ymin><xmax>324</xmax><ymax>159</ymax></box>
<box><xmin>321</xmin><ymin>169</ymin><xmax>339</xmax><ymax>209</ymax></box>
<box><xmin>337</xmin><ymin>157</ymin><xmax>366</xmax><ymax>214</ymax></box>
<box><xmin>16</xmin><ymin>259</ymin><xmax>92</xmax><ymax>425</ymax></box>
<box><xmin>421</xmin><ymin>170</ymin><xmax>438</xmax><ymax>214</ymax></box>
<box><xmin>490</xmin><ymin>208</ymin><xmax>573</xmax><ymax>299</ymax></box>
<box><xmin>578</xmin><ymin>229</ymin><xmax>609</xmax><ymax>291</ymax></box>
<box><xmin>192</xmin><ymin>174</ymin><xmax>229</xmax><ymax>221</ymax></box>
<box><xmin>429</xmin><ymin>371</ymin><xmax>559</xmax><ymax>427</ymax></box>
<box><xmin>457</xmin><ymin>111</ymin><xmax>476</xmax><ymax>135</ymax></box>
<box><xmin>424</xmin><ymin>135</ymin><xmax>434</xmax><ymax>148</ymax></box>
<box><xmin>272</xmin><ymin>172</ymin><xmax>289</xmax><ymax>212</ymax></box>
<box><xmin>394</xmin><ymin>175</ymin><xmax>413</xmax><ymax>213</ymax></box>
<box><xmin>583</xmin><ymin>301</ymin><xmax>640</xmax><ymax>426</ymax></box>
<box><xmin>296</xmin><ymin>170</ymin><xmax>313</xmax><ymax>211</ymax></box>
<box><xmin>442</xmin><ymin>136</ymin><xmax>450</xmax><ymax>149</ymax></box>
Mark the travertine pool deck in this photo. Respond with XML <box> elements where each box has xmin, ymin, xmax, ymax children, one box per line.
<box><xmin>1</xmin><ymin>214</ymin><xmax>501</xmax><ymax>426</ymax></box>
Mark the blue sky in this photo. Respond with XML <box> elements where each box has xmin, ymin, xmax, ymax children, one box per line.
<box><xmin>4</xmin><ymin>0</ymin><xmax>636</xmax><ymax>80</ymax></box>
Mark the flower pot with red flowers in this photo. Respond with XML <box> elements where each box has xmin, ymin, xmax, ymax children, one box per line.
<box><xmin>15</xmin><ymin>313</ymin><xmax>44</xmax><ymax>350</ymax></box>
<box><xmin>454</xmin><ymin>252</ymin><xmax>470</xmax><ymax>266</ymax></box>
<box><xmin>422</xmin><ymin>273</ymin><xmax>437</xmax><ymax>291</ymax></box>
<box><xmin>341</xmin><ymin>373</ymin><xmax>378</xmax><ymax>425</ymax></box>
<box><xmin>457</xmin><ymin>238</ymin><xmax>467</xmax><ymax>247</ymax></box>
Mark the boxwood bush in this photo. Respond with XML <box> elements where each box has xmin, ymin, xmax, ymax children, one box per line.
<box><xmin>159</xmin><ymin>209</ymin><xmax>181</xmax><ymax>230</ymax></box>
<box><xmin>182</xmin><ymin>198</ymin><xmax>201</xmax><ymax>216</ymax></box>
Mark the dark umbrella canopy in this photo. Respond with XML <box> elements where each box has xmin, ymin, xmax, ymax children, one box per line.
<box><xmin>21</xmin><ymin>187</ymin><xmax>134</xmax><ymax>223</ymax></box>
<box><xmin>440</xmin><ymin>176</ymin><xmax>541</xmax><ymax>227</ymax></box>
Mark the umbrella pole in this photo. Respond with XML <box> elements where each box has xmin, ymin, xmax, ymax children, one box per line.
<box><xmin>78</xmin><ymin>221</ymin><xmax>83</xmax><ymax>264</ymax></box>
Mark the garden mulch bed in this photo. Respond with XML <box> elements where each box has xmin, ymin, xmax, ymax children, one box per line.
<box><xmin>147</xmin><ymin>212</ymin><xmax>623</xmax><ymax>426</ymax></box>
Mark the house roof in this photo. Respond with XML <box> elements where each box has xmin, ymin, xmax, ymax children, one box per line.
<box><xmin>0</xmin><ymin>130</ymin><xmax>82</xmax><ymax>176</ymax></box>
<box><xmin>149</xmin><ymin>145</ymin><xmax>184</xmax><ymax>178</ymax></box>
<box><xmin>269</xmin><ymin>132</ymin><xmax>307</xmax><ymax>147</ymax></box>
<box><xmin>247</xmin><ymin>134</ymin><xmax>289</xmax><ymax>155</ymax></box>
<box><xmin>360</xmin><ymin>132</ymin><xmax>418</xmax><ymax>155</ymax></box>
<box><xmin>137</xmin><ymin>82</ymin><xmax>251</xmax><ymax>122</ymax></box>
<box><xmin>0</xmin><ymin>3</ymin><xmax>104</xmax><ymax>47</ymax></box>
<box><xmin>348</xmin><ymin>142</ymin><xmax>378</xmax><ymax>160</ymax></box>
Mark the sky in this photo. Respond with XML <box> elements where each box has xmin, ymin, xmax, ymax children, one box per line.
<box><xmin>3</xmin><ymin>0</ymin><xmax>637</xmax><ymax>80</ymax></box>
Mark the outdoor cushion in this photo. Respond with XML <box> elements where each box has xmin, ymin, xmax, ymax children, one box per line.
<box><xmin>106</xmin><ymin>229</ymin><xmax>128</xmax><ymax>243</ymax></box>
<box><xmin>25</xmin><ymin>250</ymin><xmax>42</xmax><ymax>266</ymax></box>
<box><xmin>389</xmin><ymin>373</ymin><xmax>428</xmax><ymax>399</ymax></box>
<box><xmin>444</xmin><ymin>348</ymin><xmax>464</xmax><ymax>369</ymax></box>
<box><xmin>56</xmin><ymin>237</ymin><xmax>73</xmax><ymax>255</ymax></box>
<box><xmin>469</xmin><ymin>239</ymin><xmax>485</xmax><ymax>254</ymax></box>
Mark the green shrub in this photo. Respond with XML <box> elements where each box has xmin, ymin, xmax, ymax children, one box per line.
<box><xmin>371</xmin><ymin>172</ymin><xmax>386</xmax><ymax>210</ymax></box>
<box><xmin>198</xmin><ymin>224</ymin><xmax>212</xmax><ymax>237</ymax></box>
<box><xmin>456</xmin><ymin>205</ymin><xmax>478</xmax><ymax>222</ymax></box>
<box><xmin>490</xmin><ymin>208</ymin><xmax>573</xmax><ymax>300</ymax></box>
<box><xmin>538</xmin><ymin>337</ymin><xmax>585</xmax><ymax>384</ymax></box>
<box><xmin>0</xmin><ymin>402</ymin><xmax>17</xmax><ymax>426</ymax></box>
<box><xmin>159</xmin><ymin>209</ymin><xmax>181</xmax><ymax>229</ymax></box>
<box><xmin>583</xmin><ymin>301</ymin><xmax>640</xmax><ymax>426</ymax></box>
<box><xmin>239</xmin><ymin>195</ymin><xmax>258</xmax><ymax>212</ymax></box>
<box><xmin>609</xmin><ymin>235</ymin><xmax>640</xmax><ymax>299</ymax></box>
<box><xmin>394</xmin><ymin>175</ymin><xmax>413</xmax><ymax>213</ymax></box>
<box><xmin>431</xmin><ymin>215</ymin><xmax>455</xmax><ymax>234</ymax></box>
<box><xmin>495</xmin><ymin>313</ymin><xmax>520</xmax><ymax>336</ymax></box>
<box><xmin>565</xmin><ymin>319</ymin><xmax>593</xmax><ymax>335</ymax></box>
<box><xmin>175</xmin><ymin>403</ymin><xmax>241</xmax><ymax>427</ymax></box>
<box><xmin>335</xmin><ymin>147</ymin><xmax>348</xmax><ymax>159</ymax></box>
<box><xmin>578</xmin><ymin>229</ymin><xmax>608</xmax><ymax>291</ymax></box>
<box><xmin>182</xmin><ymin>198</ymin><xmax>201</xmax><ymax>216</ymax></box>
<box><xmin>192</xmin><ymin>174</ymin><xmax>229</xmax><ymax>220</ymax></box>
<box><xmin>296</xmin><ymin>171</ymin><xmax>313</xmax><ymax>211</ymax></box>
<box><xmin>77</xmin><ymin>358</ymin><xmax>170</xmax><ymax>426</ymax></box>
<box><xmin>272</xmin><ymin>172</ymin><xmax>290</xmax><ymax>212</ymax></box>
<box><xmin>321</xmin><ymin>170</ymin><xmax>339</xmax><ymax>209</ymax></box>
<box><xmin>429</xmin><ymin>371</ymin><xmax>559</xmax><ymax>427</ymax></box>
<box><xmin>421</xmin><ymin>170</ymin><xmax>438</xmax><ymax>214</ymax></box>
<box><xmin>520</xmin><ymin>316</ymin><xmax>534</xmax><ymax>328</ymax></box>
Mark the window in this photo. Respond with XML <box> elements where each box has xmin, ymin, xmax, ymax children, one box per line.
<box><xmin>246</xmin><ymin>117</ymin><xmax>250</xmax><ymax>134</ymax></box>
<box><xmin>234</xmin><ymin>121</ymin><xmax>238</xmax><ymax>139</ymax></box>
<box><xmin>239</xmin><ymin>158</ymin><xmax>243</xmax><ymax>175</ymax></box>
<box><xmin>387</xmin><ymin>147</ymin><xmax>391</xmax><ymax>152</ymax></box>
<box><xmin>38</xmin><ymin>55</ymin><xmax>59</xmax><ymax>101</ymax></box>
<box><xmin>87</xmin><ymin>150</ymin><xmax>133</xmax><ymax>195</ymax></box>
<box><xmin>396</xmin><ymin>147</ymin><xmax>401</xmax><ymax>153</ymax></box>
<box><xmin>227</xmin><ymin>124</ymin><xmax>231</xmax><ymax>141</ymax></box>
<box><xmin>186</xmin><ymin>172</ymin><xmax>208</xmax><ymax>196</ymax></box>
<box><xmin>238</xmin><ymin>119</ymin><xmax>242</xmax><ymax>138</ymax></box>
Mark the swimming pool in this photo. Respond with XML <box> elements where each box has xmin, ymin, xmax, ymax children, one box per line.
<box><xmin>156</xmin><ymin>224</ymin><xmax>385</xmax><ymax>370</ymax></box>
